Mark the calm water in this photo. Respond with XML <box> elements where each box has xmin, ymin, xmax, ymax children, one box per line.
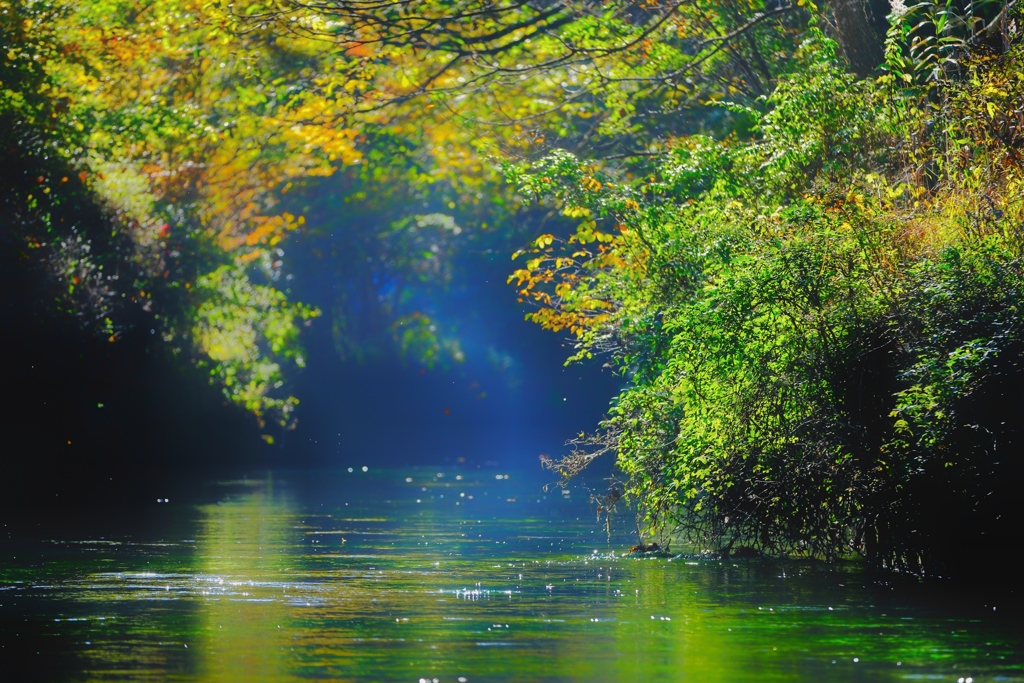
<box><xmin>1</xmin><ymin>467</ymin><xmax>1021</xmax><ymax>682</ymax></box>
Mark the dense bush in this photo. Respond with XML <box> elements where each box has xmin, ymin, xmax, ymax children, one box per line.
<box><xmin>517</xmin><ymin>28</ymin><xmax>1024</xmax><ymax>575</ymax></box>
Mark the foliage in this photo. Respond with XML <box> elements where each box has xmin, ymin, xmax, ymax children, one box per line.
<box><xmin>1</xmin><ymin>0</ymin><xmax>820</xmax><ymax>427</ymax></box>
<box><xmin>0</xmin><ymin>0</ymin><xmax>525</xmax><ymax>421</ymax></box>
<box><xmin>6</xmin><ymin>0</ymin><xmax>1024</xmax><ymax>575</ymax></box>
<box><xmin>523</xmin><ymin>19</ymin><xmax>1024</xmax><ymax>575</ymax></box>
<box><xmin>258</xmin><ymin>0</ymin><xmax>820</xmax><ymax>372</ymax></box>
<box><xmin>883</xmin><ymin>0</ymin><xmax>1010</xmax><ymax>86</ymax></box>
<box><xmin>250</xmin><ymin>0</ymin><xmax>810</xmax><ymax>152</ymax></box>
<box><xmin>2</xmin><ymin>0</ymin><xmax>331</xmax><ymax>425</ymax></box>
<box><xmin>192</xmin><ymin>265</ymin><xmax>319</xmax><ymax>427</ymax></box>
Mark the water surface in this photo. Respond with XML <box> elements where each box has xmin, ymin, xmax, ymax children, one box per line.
<box><xmin>1</xmin><ymin>467</ymin><xmax>1021</xmax><ymax>681</ymax></box>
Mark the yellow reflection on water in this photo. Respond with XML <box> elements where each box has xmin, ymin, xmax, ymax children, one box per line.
<box><xmin>192</xmin><ymin>477</ymin><xmax>307</xmax><ymax>681</ymax></box>
<box><xmin>191</xmin><ymin>476</ymin><xmax>401</xmax><ymax>681</ymax></box>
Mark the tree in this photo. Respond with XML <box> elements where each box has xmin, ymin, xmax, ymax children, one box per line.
<box><xmin>1</xmin><ymin>0</ymin><xmax>358</xmax><ymax>427</ymax></box>
<box><xmin>244</xmin><ymin>0</ymin><xmax>809</xmax><ymax>154</ymax></box>
<box><xmin>509</xmin><ymin>3</ymin><xmax>1024</xmax><ymax>574</ymax></box>
<box><xmin>2</xmin><ymin>0</ymin><xmax>810</xmax><ymax>429</ymax></box>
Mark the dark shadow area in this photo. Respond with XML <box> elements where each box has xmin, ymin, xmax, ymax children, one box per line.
<box><xmin>0</xmin><ymin>130</ymin><xmax>265</xmax><ymax>521</ymax></box>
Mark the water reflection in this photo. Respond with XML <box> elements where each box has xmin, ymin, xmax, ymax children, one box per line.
<box><xmin>192</xmin><ymin>476</ymin><xmax>300</xmax><ymax>681</ymax></box>
<box><xmin>1</xmin><ymin>468</ymin><xmax>1023</xmax><ymax>682</ymax></box>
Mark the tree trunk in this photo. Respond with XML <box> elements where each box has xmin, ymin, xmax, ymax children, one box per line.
<box><xmin>830</xmin><ymin>0</ymin><xmax>891</xmax><ymax>78</ymax></box>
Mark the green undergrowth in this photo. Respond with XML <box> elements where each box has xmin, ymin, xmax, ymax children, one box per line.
<box><xmin>519</xmin><ymin>31</ymin><xmax>1024</xmax><ymax>577</ymax></box>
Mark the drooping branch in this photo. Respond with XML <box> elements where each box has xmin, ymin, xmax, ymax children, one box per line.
<box><xmin>235</xmin><ymin>0</ymin><xmax>797</xmax><ymax>105</ymax></box>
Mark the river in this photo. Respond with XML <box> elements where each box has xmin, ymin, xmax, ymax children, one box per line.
<box><xmin>1</xmin><ymin>467</ymin><xmax>1021</xmax><ymax>681</ymax></box>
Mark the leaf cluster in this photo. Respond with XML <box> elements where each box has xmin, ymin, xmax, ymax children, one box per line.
<box><xmin>521</xmin><ymin>29</ymin><xmax>1024</xmax><ymax>575</ymax></box>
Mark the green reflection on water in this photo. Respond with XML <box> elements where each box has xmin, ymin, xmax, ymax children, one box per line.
<box><xmin>1</xmin><ymin>468</ymin><xmax>1022</xmax><ymax>682</ymax></box>
<box><xmin>192</xmin><ymin>476</ymin><xmax>300</xmax><ymax>681</ymax></box>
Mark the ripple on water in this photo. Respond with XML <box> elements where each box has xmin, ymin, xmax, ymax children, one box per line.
<box><xmin>3</xmin><ymin>467</ymin><xmax>1023</xmax><ymax>683</ymax></box>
